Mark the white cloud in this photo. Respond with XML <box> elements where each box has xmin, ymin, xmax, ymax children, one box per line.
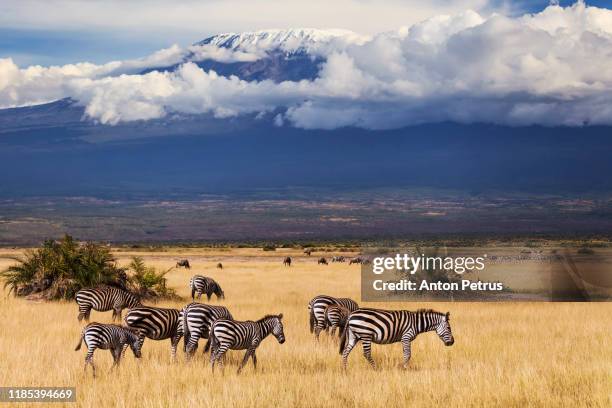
<box><xmin>3</xmin><ymin>2</ymin><xmax>612</xmax><ymax>129</ymax></box>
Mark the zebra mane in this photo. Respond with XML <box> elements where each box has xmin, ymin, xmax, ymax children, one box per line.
<box><xmin>415</xmin><ymin>309</ymin><xmax>447</xmax><ymax>319</ymax></box>
<box><xmin>257</xmin><ymin>314</ymin><xmax>282</xmax><ymax>322</ymax></box>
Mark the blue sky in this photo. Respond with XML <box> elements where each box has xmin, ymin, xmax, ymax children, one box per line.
<box><xmin>1</xmin><ymin>0</ymin><xmax>609</xmax><ymax>66</ymax></box>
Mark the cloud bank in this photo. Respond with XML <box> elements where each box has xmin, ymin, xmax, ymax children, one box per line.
<box><xmin>3</xmin><ymin>2</ymin><xmax>612</xmax><ymax>129</ymax></box>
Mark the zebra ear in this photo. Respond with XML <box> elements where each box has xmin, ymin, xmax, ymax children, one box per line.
<box><xmin>446</xmin><ymin>312</ymin><xmax>451</xmax><ymax>321</ymax></box>
<box><xmin>278</xmin><ymin>313</ymin><xmax>283</xmax><ymax>320</ymax></box>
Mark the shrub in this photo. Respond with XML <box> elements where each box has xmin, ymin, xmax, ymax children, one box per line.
<box><xmin>262</xmin><ymin>245</ymin><xmax>277</xmax><ymax>251</ymax></box>
<box><xmin>127</xmin><ymin>256</ymin><xmax>179</xmax><ymax>301</ymax></box>
<box><xmin>1</xmin><ymin>235</ymin><xmax>123</xmax><ymax>300</ymax></box>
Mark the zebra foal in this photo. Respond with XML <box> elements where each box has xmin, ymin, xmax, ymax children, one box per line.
<box><xmin>74</xmin><ymin>322</ymin><xmax>142</xmax><ymax>377</ymax></box>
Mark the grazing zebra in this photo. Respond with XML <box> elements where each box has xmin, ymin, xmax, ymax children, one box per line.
<box><xmin>207</xmin><ymin>314</ymin><xmax>285</xmax><ymax>374</ymax></box>
<box><xmin>324</xmin><ymin>304</ymin><xmax>350</xmax><ymax>337</ymax></box>
<box><xmin>340</xmin><ymin>308</ymin><xmax>454</xmax><ymax>370</ymax></box>
<box><xmin>176</xmin><ymin>259</ymin><xmax>191</xmax><ymax>269</ymax></box>
<box><xmin>308</xmin><ymin>295</ymin><xmax>358</xmax><ymax>340</ymax></box>
<box><xmin>189</xmin><ymin>275</ymin><xmax>225</xmax><ymax>301</ymax></box>
<box><xmin>74</xmin><ymin>322</ymin><xmax>142</xmax><ymax>377</ymax></box>
<box><xmin>181</xmin><ymin>302</ymin><xmax>233</xmax><ymax>358</ymax></box>
<box><xmin>76</xmin><ymin>286</ymin><xmax>141</xmax><ymax>322</ymax></box>
<box><xmin>124</xmin><ymin>306</ymin><xmax>182</xmax><ymax>361</ymax></box>
<box><xmin>318</xmin><ymin>257</ymin><xmax>328</xmax><ymax>265</ymax></box>
<box><xmin>304</xmin><ymin>248</ymin><xmax>313</xmax><ymax>256</ymax></box>
<box><xmin>331</xmin><ymin>256</ymin><xmax>345</xmax><ymax>263</ymax></box>
<box><xmin>283</xmin><ymin>257</ymin><xmax>292</xmax><ymax>266</ymax></box>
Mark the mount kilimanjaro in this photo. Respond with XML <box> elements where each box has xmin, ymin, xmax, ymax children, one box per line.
<box><xmin>0</xmin><ymin>29</ymin><xmax>611</xmax><ymax>198</ymax></box>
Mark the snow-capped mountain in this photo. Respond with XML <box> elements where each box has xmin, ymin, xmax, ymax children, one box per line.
<box><xmin>141</xmin><ymin>28</ymin><xmax>367</xmax><ymax>82</ymax></box>
<box><xmin>195</xmin><ymin>28</ymin><xmax>367</xmax><ymax>55</ymax></box>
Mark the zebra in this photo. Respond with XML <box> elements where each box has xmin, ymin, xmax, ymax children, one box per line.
<box><xmin>76</xmin><ymin>286</ymin><xmax>141</xmax><ymax>322</ymax></box>
<box><xmin>176</xmin><ymin>259</ymin><xmax>191</xmax><ymax>269</ymax></box>
<box><xmin>124</xmin><ymin>306</ymin><xmax>182</xmax><ymax>361</ymax></box>
<box><xmin>181</xmin><ymin>302</ymin><xmax>233</xmax><ymax>358</ymax></box>
<box><xmin>318</xmin><ymin>257</ymin><xmax>328</xmax><ymax>265</ymax></box>
<box><xmin>74</xmin><ymin>322</ymin><xmax>142</xmax><ymax>377</ymax></box>
<box><xmin>331</xmin><ymin>256</ymin><xmax>345</xmax><ymax>263</ymax></box>
<box><xmin>340</xmin><ymin>308</ymin><xmax>454</xmax><ymax>370</ymax></box>
<box><xmin>349</xmin><ymin>257</ymin><xmax>364</xmax><ymax>265</ymax></box>
<box><xmin>303</xmin><ymin>248</ymin><xmax>313</xmax><ymax>256</ymax></box>
<box><xmin>308</xmin><ymin>295</ymin><xmax>358</xmax><ymax>340</ymax></box>
<box><xmin>206</xmin><ymin>314</ymin><xmax>285</xmax><ymax>374</ymax></box>
<box><xmin>324</xmin><ymin>304</ymin><xmax>350</xmax><ymax>337</ymax></box>
<box><xmin>283</xmin><ymin>257</ymin><xmax>292</xmax><ymax>266</ymax></box>
<box><xmin>189</xmin><ymin>275</ymin><xmax>225</xmax><ymax>301</ymax></box>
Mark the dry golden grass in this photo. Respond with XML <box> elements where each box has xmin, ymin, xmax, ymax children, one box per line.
<box><xmin>0</xmin><ymin>247</ymin><xmax>611</xmax><ymax>407</ymax></box>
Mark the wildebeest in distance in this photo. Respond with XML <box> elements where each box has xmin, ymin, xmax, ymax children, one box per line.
<box><xmin>176</xmin><ymin>259</ymin><xmax>191</xmax><ymax>269</ymax></box>
<box><xmin>217</xmin><ymin>262</ymin><xmax>223</xmax><ymax>269</ymax></box>
<box><xmin>283</xmin><ymin>257</ymin><xmax>292</xmax><ymax>267</ymax></box>
<box><xmin>318</xmin><ymin>257</ymin><xmax>328</xmax><ymax>265</ymax></box>
<box><xmin>304</xmin><ymin>248</ymin><xmax>313</xmax><ymax>256</ymax></box>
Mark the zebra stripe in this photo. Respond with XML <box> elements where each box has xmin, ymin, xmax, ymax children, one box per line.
<box><xmin>208</xmin><ymin>314</ymin><xmax>285</xmax><ymax>374</ymax></box>
<box><xmin>339</xmin><ymin>308</ymin><xmax>454</xmax><ymax>370</ymax></box>
<box><xmin>180</xmin><ymin>302</ymin><xmax>233</xmax><ymax>357</ymax></box>
<box><xmin>75</xmin><ymin>286</ymin><xmax>141</xmax><ymax>322</ymax></box>
<box><xmin>189</xmin><ymin>275</ymin><xmax>225</xmax><ymax>301</ymax></box>
<box><xmin>308</xmin><ymin>295</ymin><xmax>358</xmax><ymax>339</ymax></box>
<box><xmin>324</xmin><ymin>305</ymin><xmax>350</xmax><ymax>337</ymax></box>
<box><xmin>74</xmin><ymin>322</ymin><xmax>142</xmax><ymax>377</ymax></box>
<box><xmin>124</xmin><ymin>306</ymin><xmax>181</xmax><ymax>361</ymax></box>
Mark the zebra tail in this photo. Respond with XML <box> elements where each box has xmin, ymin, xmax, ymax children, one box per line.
<box><xmin>339</xmin><ymin>320</ymin><xmax>350</xmax><ymax>355</ymax></box>
<box><xmin>74</xmin><ymin>333</ymin><xmax>84</xmax><ymax>351</ymax></box>
<box><xmin>182</xmin><ymin>308</ymin><xmax>190</xmax><ymax>352</ymax></box>
<box><xmin>309</xmin><ymin>307</ymin><xmax>315</xmax><ymax>334</ymax></box>
<box><xmin>204</xmin><ymin>330</ymin><xmax>216</xmax><ymax>353</ymax></box>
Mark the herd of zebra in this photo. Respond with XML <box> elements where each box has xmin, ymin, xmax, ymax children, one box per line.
<box><xmin>73</xmin><ymin>272</ymin><xmax>454</xmax><ymax>377</ymax></box>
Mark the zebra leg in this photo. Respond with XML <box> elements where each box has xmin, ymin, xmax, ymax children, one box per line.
<box><xmin>85</xmin><ymin>349</ymin><xmax>96</xmax><ymax>378</ymax></box>
<box><xmin>170</xmin><ymin>334</ymin><xmax>181</xmax><ymax>362</ymax></box>
<box><xmin>330</xmin><ymin>324</ymin><xmax>337</xmax><ymax>337</ymax></box>
<box><xmin>341</xmin><ymin>333</ymin><xmax>358</xmax><ymax>370</ymax></box>
<box><xmin>237</xmin><ymin>349</ymin><xmax>253</xmax><ymax>374</ymax></box>
<box><xmin>251</xmin><ymin>352</ymin><xmax>257</xmax><ymax>370</ymax></box>
<box><xmin>401</xmin><ymin>338</ymin><xmax>412</xmax><ymax>369</ymax></box>
<box><xmin>362</xmin><ymin>339</ymin><xmax>376</xmax><ymax>369</ymax></box>
<box><xmin>110</xmin><ymin>347</ymin><xmax>121</xmax><ymax>369</ymax></box>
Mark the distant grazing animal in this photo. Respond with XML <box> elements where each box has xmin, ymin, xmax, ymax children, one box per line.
<box><xmin>308</xmin><ymin>295</ymin><xmax>358</xmax><ymax>340</ymax></box>
<box><xmin>75</xmin><ymin>322</ymin><xmax>142</xmax><ymax>378</ymax></box>
<box><xmin>331</xmin><ymin>256</ymin><xmax>345</xmax><ymax>263</ymax></box>
<box><xmin>124</xmin><ymin>306</ymin><xmax>182</xmax><ymax>361</ymax></box>
<box><xmin>176</xmin><ymin>259</ymin><xmax>191</xmax><ymax>269</ymax></box>
<box><xmin>349</xmin><ymin>257</ymin><xmax>364</xmax><ymax>265</ymax></box>
<box><xmin>283</xmin><ymin>257</ymin><xmax>292</xmax><ymax>267</ymax></box>
<box><xmin>303</xmin><ymin>248</ymin><xmax>313</xmax><ymax>256</ymax></box>
<box><xmin>190</xmin><ymin>275</ymin><xmax>225</xmax><ymax>301</ymax></box>
<box><xmin>340</xmin><ymin>308</ymin><xmax>454</xmax><ymax>370</ymax></box>
<box><xmin>181</xmin><ymin>303</ymin><xmax>233</xmax><ymax>358</ymax></box>
<box><xmin>324</xmin><ymin>305</ymin><xmax>350</xmax><ymax>337</ymax></box>
<box><xmin>76</xmin><ymin>286</ymin><xmax>141</xmax><ymax>322</ymax></box>
<box><xmin>207</xmin><ymin>314</ymin><xmax>285</xmax><ymax>374</ymax></box>
<box><xmin>217</xmin><ymin>262</ymin><xmax>223</xmax><ymax>269</ymax></box>
<box><xmin>318</xmin><ymin>257</ymin><xmax>328</xmax><ymax>265</ymax></box>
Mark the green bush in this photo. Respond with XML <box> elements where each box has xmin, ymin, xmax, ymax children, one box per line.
<box><xmin>1</xmin><ymin>235</ymin><xmax>181</xmax><ymax>302</ymax></box>
<box><xmin>127</xmin><ymin>256</ymin><xmax>179</xmax><ymax>301</ymax></box>
<box><xmin>1</xmin><ymin>235</ymin><xmax>123</xmax><ymax>300</ymax></box>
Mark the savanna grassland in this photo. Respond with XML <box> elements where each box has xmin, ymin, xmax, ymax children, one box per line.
<box><xmin>0</xmin><ymin>247</ymin><xmax>611</xmax><ymax>407</ymax></box>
